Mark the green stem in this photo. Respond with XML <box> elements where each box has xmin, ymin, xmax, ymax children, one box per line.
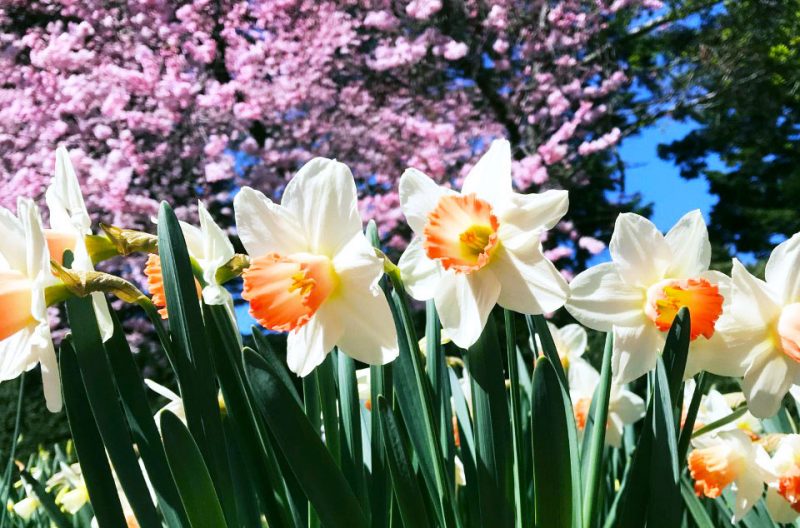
<box><xmin>582</xmin><ymin>334</ymin><xmax>614</xmax><ymax>528</ymax></box>
<box><xmin>691</xmin><ymin>406</ymin><xmax>747</xmax><ymax>439</ymax></box>
<box><xmin>504</xmin><ymin>310</ymin><xmax>525</xmax><ymax>528</ymax></box>
<box><xmin>677</xmin><ymin>373</ymin><xmax>708</xmax><ymax>465</ymax></box>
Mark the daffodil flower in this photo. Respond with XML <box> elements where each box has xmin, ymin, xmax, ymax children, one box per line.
<box><xmin>145</xmin><ymin>379</ymin><xmax>187</xmax><ymax>429</ymax></box>
<box><xmin>688</xmin><ymin>429</ymin><xmax>774</xmax><ymax>522</ymax></box>
<box><xmin>765</xmin><ymin>434</ymin><xmax>800</xmax><ymax>523</ymax></box>
<box><xmin>683</xmin><ymin>380</ymin><xmax>761</xmax><ymax>438</ymax></box>
<box><xmin>46</xmin><ymin>147</ymin><xmax>113</xmax><ymax>341</ymax></box>
<box><xmin>536</xmin><ymin>322</ymin><xmax>592</xmax><ymax>372</ymax></box>
<box><xmin>566</xmin><ymin>211</ymin><xmax>733</xmax><ymax>385</ymax></box>
<box><xmin>234</xmin><ymin>158</ymin><xmax>399</xmax><ymax>376</ymax></box>
<box><xmin>567</xmin><ymin>359</ymin><xmax>645</xmax><ymax>447</ymax></box>
<box><xmin>143</xmin><ymin>201</ymin><xmax>234</xmax><ymax>318</ymax></box>
<box><xmin>0</xmin><ymin>198</ymin><xmax>61</xmax><ymax>412</ymax></box>
<box><xmin>398</xmin><ymin>139</ymin><xmax>569</xmax><ymax>349</ymax></box>
<box><xmin>715</xmin><ymin>234</ymin><xmax>800</xmax><ymax>418</ymax></box>
<box><xmin>47</xmin><ymin>462</ymin><xmax>89</xmax><ymax>515</ymax></box>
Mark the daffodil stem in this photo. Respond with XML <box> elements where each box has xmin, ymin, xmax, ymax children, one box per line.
<box><xmin>582</xmin><ymin>333</ymin><xmax>614</xmax><ymax>528</ymax></box>
<box><xmin>503</xmin><ymin>309</ymin><xmax>525</xmax><ymax>528</ymax></box>
<box><xmin>691</xmin><ymin>405</ymin><xmax>748</xmax><ymax>439</ymax></box>
<box><xmin>677</xmin><ymin>372</ymin><xmax>708</xmax><ymax>465</ymax></box>
<box><xmin>0</xmin><ymin>372</ymin><xmax>25</xmax><ymax>528</ymax></box>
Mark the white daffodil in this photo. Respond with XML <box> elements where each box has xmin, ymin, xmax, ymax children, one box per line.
<box><xmin>144</xmin><ymin>201</ymin><xmax>235</xmax><ymax>320</ymax></box>
<box><xmin>47</xmin><ymin>462</ymin><xmax>89</xmax><ymax>515</ymax></box>
<box><xmin>536</xmin><ymin>322</ymin><xmax>592</xmax><ymax>372</ymax></box>
<box><xmin>763</xmin><ymin>434</ymin><xmax>800</xmax><ymax>523</ymax></box>
<box><xmin>566</xmin><ymin>211</ymin><xmax>735</xmax><ymax>386</ymax></box>
<box><xmin>718</xmin><ymin>234</ymin><xmax>800</xmax><ymax>418</ymax></box>
<box><xmin>11</xmin><ymin>496</ymin><xmax>40</xmax><ymax>520</ymax></box>
<box><xmin>145</xmin><ymin>379</ymin><xmax>187</xmax><ymax>429</ymax></box>
<box><xmin>46</xmin><ymin>147</ymin><xmax>113</xmax><ymax>341</ymax></box>
<box><xmin>398</xmin><ymin>139</ymin><xmax>569</xmax><ymax>349</ymax></box>
<box><xmin>234</xmin><ymin>158</ymin><xmax>399</xmax><ymax>376</ymax></box>
<box><xmin>688</xmin><ymin>429</ymin><xmax>774</xmax><ymax>522</ymax></box>
<box><xmin>567</xmin><ymin>359</ymin><xmax>645</xmax><ymax>448</ymax></box>
<box><xmin>0</xmin><ymin>198</ymin><xmax>61</xmax><ymax>412</ymax></box>
<box><xmin>684</xmin><ymin>380</ymin><xmax>761</xmax><ymax>438</ymax></box>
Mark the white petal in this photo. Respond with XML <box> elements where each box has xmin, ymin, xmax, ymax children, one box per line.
<box><xmin>496</xmin><ymin>189</ymin><xmax>569</xmax><ymax>233</ymax></box>
<box><xmin>286</xmin><ymin>306</ymin><xmax>344</xmax><ymax>377</ymax></box>
<box><xmin>234</xmin><ymin>187</ymin><xmax>306</xmax><ymax>257</ymax></box>
<box><xmin>0</xmin><ymin>206</ymin><xmax>26</xmax><ymax>273</ymax></box>
<box><xmin>492</xmin><ymin>245</ymin><xmax>568</xmax><ymax>314</ymax></box>
<box><xmin>198</xmin><ymin>202</ymin><xmax>235</xmax><ymax>285</ymax></box>
<box><xmin>144</xmin><ymin>379</ymin><xmax>181</xmax><ymax>402</ymax></box>
<box><xmin>605</xmin><ymin>415</ymin><xmax>624</xmax><ymax>448</ymax></box>
<box><xmin>732</xmin><ymin>470</ymin><xmax>766</xmax><ymax>523</ymax></box>
<box><xmin>332</xmin><ymin>233</ymin><xmax>384</xmax><ymax>289</ymax></box>
<box><xmin>281</xmin><ymin>158</ymin><xmax>362</xmax><ymax>258</ymax></box>
<box><xmin>558</xmin><ymin>324</ymin><xmax>588</xmax><ymax>360</ymax></box>
<box><xmin>46</xmin><ymin>147</ymin><xmax>91</xmax><ymax>234</ymax></box>
<box><xmin>766</xmin><ymin>488</ymin><xmax>800</xmax><ymax>524</ymax></box>
<box><xmin>731</xmin><ymin>259</ymin><xmax>782</xmax><ymax>328</ymax></box>
<box><xmin>684</xmin><ymin>324</ymin><xmax>748</xmax><ymax>379</ymax></box>
<box><xmin>398</xmin><ymin>168</ymin><xmax>449</xmax><ymax>235</ymax></box>
<box><xmin>612</xmin><ymin>322</ymin><xmax>662</xmax><ymax>385</ymax></box>
<box><xmin>38</xmin><ymin>335</ymin><xmax>62</xmax><ymax>412</ymax></box>
<box><xmin>461</xmin><ymin>139</ymin><xmax>513</xmax><ymax>207</ymax></box>
<box><xmin>179</xmin><ymin>221</ymin><xmax>205</xmax><ymax>259</ymax></box>
<box><xmin>765</xmin><ymin>232</ymin><xmax>800</xmax><ymax>305</ymax></box>
<box><xmin>398</xmin><ymin>236</ymin><xmax>441</xmax><ymax>301</ymax></box>
<box><xmin>742</xmin><ymin>349</ymin><xmax>797</xmax><ymax>418</ymax></box>
<box><xmin>18</xmin><ymin>198</ymin><xmax>53</xmax><ymax>298</ymax></box>
<box><xmin>567</xmin><ymin>359</ymin><xmax>599</xmax><ymax>395</ymax></box>
<box><xmin>435</xmin><ymin>270</ymin><xmax>501</xmax><ymax>349</ymax></box>
<box><xmin>566</xmin><ymin>263</ymin><xmax>645</xmax><ymax>332</ymax></box>
<box><xmin>609</xmin><ymin>213</ymin><xmax>672</xmax><ymax>287</ymax></box>
<box><xmin>0</xmin><ymin>328</ymin><xmax>36</xmax><ymax>381</ymax></box>
<box><xmin>610</xmin><ymin>388</ymin><xmax>646</xmax><ymax>424</ymax></box>
<box><xmin>664</xmin><ymin>210</ymin><xmax>711</xmax><ymax>278</ymax></box>
<box><xmin>330</xmin><ymin>286</ymin><xmax>399</xmax><ymax>366</ymax></box>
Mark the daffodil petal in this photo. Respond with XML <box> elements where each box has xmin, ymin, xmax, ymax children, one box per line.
<box><xmin>766</xmin><ymin>488</ymin><xmax>800</xmax><ymax>524</ymax></box>
<box><xmin>742</xmin><ymin>349</ymin><xmax>798</xmax><ymax>418</ymax></box>
<box><xmin>612</xmin><ymin>322</ymin><xmax>662</xmax><ymax>385</ymax></box>
<box><xmin>281</xmin><ymin>158</ymin><xmax>363</xmax><ymax>258</ymax></box>
<box><xmin>398</xmin><ymin>168</ymin><xmax>450</xmax><ymax>235</ymax></box>
<box><xmin>558</xmin><ymin>324</ymin><xmax>588</xmax><ymax>360</ymax></box>
<box><xmin>39</xmin><ymin>336</ymin><xmax>62</xmax><ymax>412</ymax></box>
<box><xmin>765</xmin><ymin>232</ymin><xmax>800</xmax><ymax>305</ymax></box>
<box><xmin>460</xmin><ymin>139</ymin><xmax>513</xmax><ymax>208</ymax></box>
<box><xmin>497</xmin><ymin>189</ymin><xmax>569</xmax><ymax>234</ymax></box>
<box><xmin>609</xmin><ymin>213</ymin><xmax>672</xmax><ymax>288</ymax></box>
<box><xmin>492</xmin><ymin>245</ymin><xmax>568</xmax><ymax>315</ymax></box>
<box><xmin>435</xmin><ymin>270</ymin><xmax>501</xmax><ymax>349</ymax></box>
<box><xmin>398</xmin><ymin>236</ymin><xmax>441</xmax><ymax>301</ymax></box>
<box><xmin>610</xmin><ymin>387</ymin><xmax>646</xmax><ymax>423</ymax></box>
<box><xmin>731</xmin><ymin>258</ymin><xmax>782</xmax><ymax>327</ymax></box>
<box><xmin>0</xmin><ymin>328</ymin><xmax>36</xmax><ymax>382</ymax></box>
<box><xmin>664</xmin><ymin>210</ymin><xmax>711</xmax><ymax>278</ymax></box>
<box><xmin>286</xmin><ymin>306</ymin><xmax>343</xmax><ymax>377</ymax></box>
<box><xmin>234</xmin><ymin>186</ymin><xmax>307</xmax><ymax>256</ymax></box>
<box><xmin>566</xmin><ymin>263</ymin><xmax>645</xmax><ymax>332</ymax></box>
<box><xmin>330</xmin><ymin>287</ymin><xmax>399</xmax><ymax>366</ymax></box>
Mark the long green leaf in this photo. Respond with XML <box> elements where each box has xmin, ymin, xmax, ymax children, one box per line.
<box><xmin>244</xmin><ymin>348</ymin><xmax>368</xmax><ymax>528</ymax></box>
<box><xmin>581</xmin><ymin>333</ymin><xmax>613</xmax><ymax>528</ymax></box>
<box><xmin>532</xmin><ymin>356</ymin><xmax>575</xmax><ymax>528</ymax></box>
<box><xmin>681</xmin><ymin>478</ymin><xmax>715</xmax><ymax>528</ymax></box>
<box><xmin>678</xmin><ymin>372</ymin><xmax>708</xmax><ymax>464</ymax></box>
<box><xmin>157</xmin><ymin>202</ymin><xmax>237</xmax><ymax>525</ymax></box>
<box><xmin>161</xmin><ymin>411</ymin><xmax>228</xmax><ymax>528</ymax></box>
<box><xmin>65</xmin><ymin>295</ymin><xmax>161</xmax><ymax>528</ymax></box>
<box><xmin>503</xmin><ymin>310</ymin><xmax>525</xmax><ymax>528</ymax></box>
<box><xmin>467</xmin><ymin>313</ymin><xmax>512</xmax><ymax>528</ymax></box>
<box><xmin>377</xmin><ymin>396</ymin><xmax>433</xmax><ymax>528</ymax></box>
<box><xmin>338</xmin><ymin>352</ymin><xmax>367</xmax><ymax>514</ymax></box>
<box><xmin>60</xmin><ymin>339</ymin><xmax>127</xmax><ymax>527</ymax></box>
<box><xmin>0</xmin><ymin>373</ymin><xmax>24</xmax><ymax>528</ymax></box>
<box><xmin>104</xmin><ymin>308</ymin><xmax>188</xmax><ymax>527</ymax></box>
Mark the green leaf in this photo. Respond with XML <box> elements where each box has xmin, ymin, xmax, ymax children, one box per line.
<box><xmin>204</xmin><ymin>305</ymin><xmax>296</xmax><ymax>528</ymax></box>
<box><xmin>157</xmin><ymin>202</ymin><xmax>237</xmax><ymax>525</ymax></box>
<box><xmin>244</xmin><ymin>348</ymin><xmax>368</xmax><ymax>528</ymax></box>
<box><xmin>316</xmin><ymin>354</ymin><xmax>341</xmax><ymax>464</ymax></box>
<box><xmin>337</xmin><ymin>352</ymin><xmax>367</xmax><ymax>514</ymax></box>
<box><xmin>60</xmin><ymin>339</ymin><xmax>128</xmax><ymax>527</ymax></box>
<box><xmin>503</xmin><ymin>310</ymin><xmax>526</xmax><ymax>528</ymax></box>
<box><xmin>161</xmin><ymin>411</ymin><xmax>228</xmax><ymax>528</ymax></box>
<box><xmin>18</xmin><ymin>469</ymin><xmax>71</xmax><ymax>528</ymax></box>
<box><xmin>377</xmin><ymin>396</ymin><xmax>433</xmax><ymax>528</ymax></box>
<box><xmin>581</xmin><ymin>333</ymin><xmax>613</xmax><ymax>528</ymax></box>
<box><xmin>103</xmin><ymin>307</ymin><xmax>188</xmax><ymax>527</ymax></box>
<box><xmin>681</xmin><ymin>477</ymin><xmax>715</xmax><ymax>528</ymax></box>
<box><xmin>678</xmin><ymin>372</ymin><xmax>708</xmax><ymax>464</ymax></box>
<box><xmin>467</xmin><ymin>313</ymin><xmax>512</xmax><ymax>528</ymax></box>
<box><xmin>532</xmin><ymin>356</ymin><xmax>575</xmax><ymax>528</ymax></box>
<box><xmin>252</xmin><ymin>329</ymin><xmax>302</xmax><ymax>406</ymax></box>
<box><xmin>65</xmin><ymin>295</ymin><xmax>161</xmax><ymax>528</ymax></box>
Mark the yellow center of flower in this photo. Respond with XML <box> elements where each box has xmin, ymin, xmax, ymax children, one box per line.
<box><xmin>423</xmin><ymin>194</ymin><xmax>500</xmax><ymax>273</ymax></box>
<box><xmin>644</xmin><ymin>278</ymin><xmax>724</xmax><ymax>340</ymax></box>
<box><xmin>242</xmin><ymin>252</ymin><xmax>338</xmax><ymax>332</ymax></box>
<box><xmin>44</xmin><ymin>229</ymin><xmax>78</xmax><ymax>265</ymax></box>
<box><xmin>777</xmin><ymin>303</ymin><xmax>800</xmax><ymax>363</ymax></box>
<box><xmin>0</xmin><ymin>270</ymin><xmax>35</xmax><ymax>340</ymax></box>
<box><xmin>688</xmin><ymin>443</ymin><xmax>743</xmax><ymax>498</ymax></box>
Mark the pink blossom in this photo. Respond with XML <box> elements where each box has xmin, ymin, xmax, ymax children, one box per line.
<box><xmin>443</xmin><ymin>41</ymin><xmax>469</xmax><ymax>61</ymax></box>
<box><xmin>406</xmin><ymin>0</ymin><xmax>442</xmax><ymax>20</ymax></box>
<box><xmin>578</xmin><ymin>236</ymin><xmax>606</xmax><ymax>255</ymax></box>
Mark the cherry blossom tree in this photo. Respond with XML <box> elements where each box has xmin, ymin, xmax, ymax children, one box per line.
<box><xmin>0</xmin><ymin>0</ymin><xmax>660</xmax><ymax>273</ymax></box>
